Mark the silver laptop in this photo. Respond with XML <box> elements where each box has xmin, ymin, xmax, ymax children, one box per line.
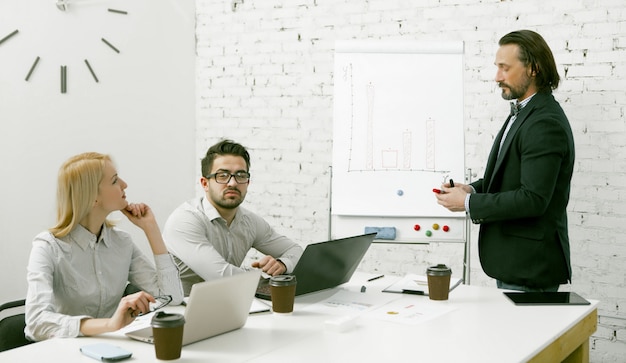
<box><xmin>126</xmin><ymin>269</ymin><xmax>261</xmax><ymax>346</ymax></box>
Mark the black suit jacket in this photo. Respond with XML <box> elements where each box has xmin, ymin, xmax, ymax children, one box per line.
<box><xmin>469</xmin><ymin>91</ymin><xmax>574</xmax><ymax>288</ymax></box>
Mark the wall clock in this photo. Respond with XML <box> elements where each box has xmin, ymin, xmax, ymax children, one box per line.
<box><xmin>0</xmin><ymin>0</ymin><xmax>129</xmax><ymax>94</ymax></box>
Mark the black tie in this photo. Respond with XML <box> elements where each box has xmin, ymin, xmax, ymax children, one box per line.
<box><xmin>510</xmin><ymin>102</ymin><xmax>521</xmax><ymax>117</ymax></box>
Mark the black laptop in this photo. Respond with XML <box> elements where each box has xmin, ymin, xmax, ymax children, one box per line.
<box><xmin>255</xmin><ymin>233</ymin><xmax>376</xmax><ymax>300</ymax></box>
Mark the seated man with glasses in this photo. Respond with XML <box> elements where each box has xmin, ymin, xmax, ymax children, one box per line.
<box><xmin>163</xmin><ymin>139</ymin><xmax>303</xmax><ymax>295</ymax></box>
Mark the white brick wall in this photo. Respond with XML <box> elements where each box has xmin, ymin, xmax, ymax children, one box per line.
<box><xmin>195</xmin><ymin>1</ymin><xmax>626</xmax><ymax>361</ymax></box>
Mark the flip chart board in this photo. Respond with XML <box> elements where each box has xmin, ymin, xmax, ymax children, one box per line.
<box><xmin>331</xmin><ymin>40</ymin><xmax>465</xmax><ymax>219</ymax></box>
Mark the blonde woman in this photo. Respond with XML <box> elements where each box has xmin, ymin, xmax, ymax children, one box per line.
<box><xmin>25</xmin><ymin>152</ymin><xmax>183</xmax><ymax>341</ymax></box>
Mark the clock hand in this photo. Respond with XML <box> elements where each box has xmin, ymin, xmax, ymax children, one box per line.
<box><xmin>0</xmin><ymin>30</ymin><xmax>19</xmax><ymax>45</ymax></box>
<box><xmin>56</xmin><ymin>0</ymin><xmax>69</xmax><ymax>11</ymax></box>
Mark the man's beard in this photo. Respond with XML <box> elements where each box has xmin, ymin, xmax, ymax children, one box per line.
<box><xmin>211</xmin><ymin>188</ymin><xmax>244</xmax><ymax>209</ymax></box>
<box><xmin>499</xmin><ymin>74</ymin><xmax>532</xmax><ymax>101</ymax></box>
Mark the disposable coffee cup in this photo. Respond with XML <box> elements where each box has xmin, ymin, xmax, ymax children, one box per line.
<box><xmin>426</xmin><ymin>264</ymin><xmax>452</xmax><ymax>301</ymax></box>
<box><xmin>151</xmin><ymin>311</ymin><xmax>185</xmax><ymax>360</ymax></box>
<box><xmin>269</xmin><ymin>275</ymin><xmax>297</xmax><ymax>314</ymax></box>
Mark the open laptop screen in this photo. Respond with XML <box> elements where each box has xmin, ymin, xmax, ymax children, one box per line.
<box><xmin>255</xmin><ymin>233</ymin><xmax>376</xmax><ymax>299</ymax></box>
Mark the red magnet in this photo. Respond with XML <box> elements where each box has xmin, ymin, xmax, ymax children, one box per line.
<box><xmin>413</xmin><ymin>224</ymin><xmax>421</xmax><ymax>231</ymax></box>
<box><xmin>443</xmin><ymin>225</ymin><xmax>450</xmax><ymax>232</ymax></box>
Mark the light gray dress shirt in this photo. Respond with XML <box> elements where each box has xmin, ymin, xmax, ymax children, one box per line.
<box><xmin>25</xmin><ymin>224</ymin><xmax>183</xmax><ymax>341</ymax></box>
<box><xmin>163</xmin><ymin>197</ymin><xmax>303</xmax><ymax>295</ymax></box>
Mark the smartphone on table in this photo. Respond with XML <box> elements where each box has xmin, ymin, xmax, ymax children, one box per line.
<box><xmin>80</xmin><ymin>343</ymin><xmax>132</xmax><ymax>361</ymax></box>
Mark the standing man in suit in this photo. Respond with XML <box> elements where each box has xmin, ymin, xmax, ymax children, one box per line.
<box><xmin>435</xmin><ymin>30</ymin><xmax>574</xmax><ymax>292</ymax></box>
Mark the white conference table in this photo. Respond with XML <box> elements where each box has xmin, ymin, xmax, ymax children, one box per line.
<box><xmin>1</xmin><ymin>273</ymin><xmax>597</xmax><ymax>363</ymax></box>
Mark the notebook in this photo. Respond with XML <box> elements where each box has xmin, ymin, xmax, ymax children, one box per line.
<box><xmin>126</xmin><ymin>269</ymin><xmax>261</xmax><ymax>345</ymax></box>
<box><xmin>255</xmin><ymin>233</ymin><xmax>376</xmax><ymax>300</ymax></box>
<box><xmin>382</xmin><ymin>273</ymin><xmax>464</xmax><ymax>295</ymax></box>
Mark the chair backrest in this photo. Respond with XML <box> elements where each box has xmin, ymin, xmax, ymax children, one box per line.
<box><xmin>123</xmin><ymin>283</ymin><xmax>141</xmax><ymax>296</ymax></box>
<box><xmin>0</xmin><ymin>299</ymin><xmax>33</xmax><ymax>352</ymax></box>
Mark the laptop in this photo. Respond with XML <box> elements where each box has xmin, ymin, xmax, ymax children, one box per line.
<box><xmin>255</xmin><ymin>233</ymin><xmax>376</xmax><ymax>300</ymax></box>
<box><xmin>126</xmin><ymin>269</ymin><xmax>261</xmax><ymax>345</ymax></box>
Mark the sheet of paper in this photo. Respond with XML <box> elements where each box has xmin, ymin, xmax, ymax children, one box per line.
<box><xmin>365</xmin><ymin>297</ymin><xmax>457</xmax><ymax>325</ymax></box>
<box><xmin>115</xmin><ymin>312</ymin><xmax>155</xmax><ymax>335</ymax></box>
<box><xmin>250</xmin><ymin>298</ymin><xmax>271</xmax><ymax>314</ymax></box>
<box><xmin>302</xmin><ymin>290</ymin><xmax>400</xmax><ymax>316</ymax></box>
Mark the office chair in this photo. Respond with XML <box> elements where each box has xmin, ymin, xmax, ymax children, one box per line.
<box><xmin>123</xmin><ymin>283</ymin><xmax>141</xmax><ymax>296</ymax></box>
<box><xmin>0</xmin><ymin>299</ymin><xmax>33</xmax><ymax>352</ymax></box>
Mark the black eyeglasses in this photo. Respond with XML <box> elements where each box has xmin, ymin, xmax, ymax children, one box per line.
<box><xmin>206</xmin><ymin>171</ymin><xmax>251</xmax><ymax>184</ymax></box>
<box><xmin>138</xmin><ymin>295</ymin><xmax>172</xmax><ymax>316</ymax></box>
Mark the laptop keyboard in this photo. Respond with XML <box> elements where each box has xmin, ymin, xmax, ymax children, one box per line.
<box><xmin>255</xmin><ymin>278</ymin><xmax>271</xmax><ymax>300</ymax></box>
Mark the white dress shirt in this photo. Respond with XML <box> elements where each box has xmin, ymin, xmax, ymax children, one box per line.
<box><xmin>163</xmin><ymin>197</ymin><xmax>303</xmax><ymax>295</ymax></box>
<box><xmin>25</xmin><ymin>224</ymin><xmax>183</xmax><ymax>341</ymax></box>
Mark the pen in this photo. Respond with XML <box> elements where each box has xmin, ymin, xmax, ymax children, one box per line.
<box><xmin>367</xmin><ymin>274</ymin><xmax>384</xmax><ymax>282</ymax></box>
<box><xmin>449</xmin><ymin>179</ymin><xmax>455</xmax><ymax>187</ymax></box>
<box><xmin>401</xmin><ymin>289</ymin><xmax>425</xmax><ymax>295</ymax></box>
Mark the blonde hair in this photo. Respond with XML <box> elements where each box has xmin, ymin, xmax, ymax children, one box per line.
<box><xmin>50</xmin><ymin>152</ymin><xmax>114</xmax><ymax>238</ymax></box>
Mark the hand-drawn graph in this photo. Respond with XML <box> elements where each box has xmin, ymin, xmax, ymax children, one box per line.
<box><xmin>332</xmin><ymin>41</ymin><xmax>465</xmax><ymax>217</ymax></box>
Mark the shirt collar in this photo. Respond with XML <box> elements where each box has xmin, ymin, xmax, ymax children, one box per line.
<box><xmin>516</xmin><ymin>93</ymin><xmax>536</xmax><ymax>110</ymax></box>
<box><xmin>69</xmin><ymin>224</ymin><xmax>109</xmax><ymax>250</ymax></box>
<box><xmin>201</xmin><ymin>197</ymin><xmax>225</xmax><ymax>222</ymax></box>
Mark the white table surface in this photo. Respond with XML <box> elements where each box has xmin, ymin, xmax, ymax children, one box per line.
<box><xmin>1</xmin><ymin>272</ymin><xmax>598</xmax><ymax>363</ymax></box>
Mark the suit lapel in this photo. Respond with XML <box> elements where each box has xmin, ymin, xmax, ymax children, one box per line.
<box><xmin>487</xmin><ymin>105</ymin><xmax>532</xmax><ymax>191</ymax></box>
<box><xmin>497</xmin><ymin>113</ymin><xmax>525</xmax><ymax>162</ymax></box>
<box><xmin>484</xmin><ymin>116</ymin><xmax>511</xmax><ymax>190</ymax></box>
<box><xmin>483</xmin><ymin>92</ymin><xmax>551</xmax><ymax>192</ymax></box>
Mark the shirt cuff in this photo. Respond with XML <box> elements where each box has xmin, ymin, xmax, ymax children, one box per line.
<box><xmin>276</xmin><ymin>259</ymin><xmax>287</xmax><ymax>271</ymax></box>
<box><xmin>278</xmin><ymin>257</ymin><xmax>296</xmax><ymax>274</ymax></box>
<box><xmin>73</xmin><ymin>315</ymin><xmax>92</xmax><ymax>337</ymax></box>
<box><xmin>464</xmin><ymin>186</ymin><xmax>476</xmax><ymax>218</ymax></box>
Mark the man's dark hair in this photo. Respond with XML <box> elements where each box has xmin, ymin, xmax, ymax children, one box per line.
<box><xmin>499</xmin><ymin>30</ymin><xmax>560</xmax><ymax>92</ymax></box>
<box><xmin>201</xmin><ymin>139</ymin><xmax>251</xmax><ymax>177</ymax></box>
